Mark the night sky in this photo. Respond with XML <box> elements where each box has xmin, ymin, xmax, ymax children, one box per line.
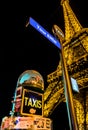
<box><xmin>0</xmin><ymin>0</ymin><xmax>88</xmax><ymax>129</ymax></box>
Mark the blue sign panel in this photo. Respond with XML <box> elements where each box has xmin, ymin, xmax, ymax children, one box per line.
<box><xmin>71</xmin><ymin>77</ymin><xmax>79</xmax><ymax>93</ymax></box>
<box><xmin>29</xmin><ymin>17</ymin><xmax>61</xmax><ymax>49</ymax></box>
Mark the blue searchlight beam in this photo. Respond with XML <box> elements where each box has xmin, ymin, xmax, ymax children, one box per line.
<box><xmin>29</xmin><ymin>17</ymin><xmax>61</xmax><ymax>49</ymax></box>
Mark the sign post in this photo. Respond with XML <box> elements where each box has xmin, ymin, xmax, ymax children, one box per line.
<box><xmin>59</xmin><ymin>44</ymin><xmax>78</xmax><ymax>130</ymax></box>
<box><xmin>26</xmin><ymin>17</ymin><xmax>78</xmax><ymax>130</ymax></box>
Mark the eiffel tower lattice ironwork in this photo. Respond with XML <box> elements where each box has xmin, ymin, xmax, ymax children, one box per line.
<box><xmin>43</xmin><ymin>0</ymin><xmax>88</xmax><ymax>130</ymax></box>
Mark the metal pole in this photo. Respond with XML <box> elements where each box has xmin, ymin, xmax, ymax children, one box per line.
<box><xmin>52</xmin><ymin>25</ymin><xmax>78</xmax><ymax>130</ymax></box>
<box><xmin>60</xmin><ymin>43</ymin><xmax>78</xmax><ymax>130</ymax></box>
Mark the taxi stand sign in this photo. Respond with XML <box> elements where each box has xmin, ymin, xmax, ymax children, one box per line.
<box><xmin>29</xmin><ymin>17</ymin><xmax>61</xmax><ymax>50</ymax></box>
<box><xmin>20</xmin><ymin>89</ymin><xmax>43</xmax><ymax>116</ymax></box>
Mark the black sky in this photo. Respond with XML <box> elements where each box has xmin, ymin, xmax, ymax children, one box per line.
<box><xmin>0</xmin><ymin>0</ymin><xmax>88</xmax><ymax>129</ymax></box>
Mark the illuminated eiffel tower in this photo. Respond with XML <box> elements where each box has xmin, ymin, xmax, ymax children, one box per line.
<box><xmin>44</xmin><ymin>0</ymin><xmax>88</xmax><ymax>129</ymax></box>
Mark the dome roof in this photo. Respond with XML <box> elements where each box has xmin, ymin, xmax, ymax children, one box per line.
<box><xmin>17</xmin><ymin>70</ymin><xmax>44</xmax><ymax>91</ymax></box>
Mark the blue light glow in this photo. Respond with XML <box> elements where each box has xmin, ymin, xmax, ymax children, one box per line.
<box><xmin>29</xmin><ymin>17</ymin><xmax>61</xmax><ymax>49</ymax></box>
<box><xmin>19</xmin><ymin>73</ymin><xmax>30</xmax><ymax>84</ymax></box>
